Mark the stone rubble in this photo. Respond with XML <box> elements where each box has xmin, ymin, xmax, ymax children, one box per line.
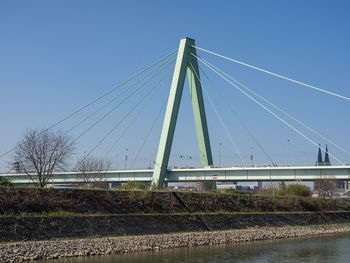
<box><xmin>1</xmin><ymin>224</ymin><xmax>350</xmax><ymax>263</ymax></box>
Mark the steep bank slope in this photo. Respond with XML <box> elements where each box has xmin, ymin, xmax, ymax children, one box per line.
<box><xmin>2</xmin><ymin>188</ymin><xmax>350</xmax><ymax>214</ymax></box>
<box><xmin>1</xmin><ymin>188</ymin><xmax>350</xmax><ymax>242</ymax></box>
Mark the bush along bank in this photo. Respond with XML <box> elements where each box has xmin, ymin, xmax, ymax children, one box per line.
<box><xmin>2</xmin><ymin>188</ymin><xmax>350</xmax><ymax>215</ymax></box>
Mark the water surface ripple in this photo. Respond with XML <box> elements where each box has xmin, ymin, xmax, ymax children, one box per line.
<box><xmin>39</xmin><ymin>233</ymin><xmax>350</xmax><ymax>263</ymax></box>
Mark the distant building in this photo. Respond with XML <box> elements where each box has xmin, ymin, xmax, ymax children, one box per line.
<box><xmin>216</xmin><ymin>181</ymin><xmax>237</xmax><ymax>190</ymax></box>
<box><xmin>11</xmin><ymin>162</ymin><xmax>23</xmax><ymax>173</ymax></box>
<box><xmin>315</xmin><ymin>144</ymin><xmax>331</xmax><ymax>166</ymax></box>
<box><xmin>255</xmin><ymin>181</ymin><xmax>263</xmax><ymax>188</ymax></box>
<box><xmin>314</xmin><ymin>144</ymin><xmax>346</xmax><ymax>194</ymax></box>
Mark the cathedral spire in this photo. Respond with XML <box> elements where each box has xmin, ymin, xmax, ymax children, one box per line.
<box><xmin>324</xmin><ymin>145</ymin><xmax>330</xmax><ymax>165</ymax></box>
<box><xmin>316</xmin><ymin>144</ymin><xmax>323</xmax><ymax>166</ymax></box>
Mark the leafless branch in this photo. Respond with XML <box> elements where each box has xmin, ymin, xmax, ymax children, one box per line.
<box><xmin>75</xmin><ymin>155</ymin><xmax>111</xmax><ymax>188</ymax></box>
<box><xmin>13</xmin><ymin>129</ymin><xmax>75</xmax><ymax>187</ymax></box>
<box><xmin>314</xmin><ymin>179</ymin><xmax>337</xmax><ymax>198</ymax></box>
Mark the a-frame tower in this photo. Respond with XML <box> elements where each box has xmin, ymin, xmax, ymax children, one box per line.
<box><xmin>152</xmin><ymin>37</ymin><xmax>213</xmax><ymax>189</ymax></box>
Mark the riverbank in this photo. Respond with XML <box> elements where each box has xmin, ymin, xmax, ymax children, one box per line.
<box><xmin>1</xmin><ymin>224</ymin><xmax>350</xmax><ymax>262</ymax></box>
<box><xmin>2</xmin><ymin>188</ymin><xmax>350</xmax><ymax>262</ymax></box>
<box><xmin>2</xmin><ymin>211</ymin><xmax>350</xmax><ymax>242</ymax></box>
<box><xmin>2</xmin><ymin>188</ymin><xmax>350</xmax><ymax>215</ymax></box>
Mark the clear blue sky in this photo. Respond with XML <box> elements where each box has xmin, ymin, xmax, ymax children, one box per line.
<box><xmin>1</xmin><ymin>0</ymin><xmax>350</xmax><ymax>171</ymax></box>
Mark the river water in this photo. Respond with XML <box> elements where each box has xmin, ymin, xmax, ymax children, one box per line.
<box><xmin>40</xmin><ymin>233</ymin><xmax>350</xmax><ymax>263</ymax></box>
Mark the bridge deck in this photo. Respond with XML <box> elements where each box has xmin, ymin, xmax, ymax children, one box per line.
<box><xmin>1</xmin><ymin>166</ymin><xmax>350</xmax><ymax>184</ymax></box>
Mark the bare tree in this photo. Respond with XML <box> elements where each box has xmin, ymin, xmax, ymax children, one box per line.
<box><xmin>314</xmin><ymin>179</ymin><xmax>337</xmax><ymax>198</ymax></box>
<box><xmin>75</xmin><ymin>155</ymin><xmax>111</xmax><ymax>188</ymax></box>
<box><xmin>257</xmin><ymin>184</ymin><xmax>280</xmax><ymax>196</ymax></box>
<box><xmin>13</xmin><ymin>129</ymin><xmax>75</xmax><ymax>187</ymax></box>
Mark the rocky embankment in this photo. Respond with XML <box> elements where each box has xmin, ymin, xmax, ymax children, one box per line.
<box><xmin>1</xmin><ymin>224</ymin><xmax>350</xmax><ymax>263</ymax></box>
<box><xmin>2</xmin><ymin>188</ymin><xmax>350</xmax><ymax>262</ymax></box>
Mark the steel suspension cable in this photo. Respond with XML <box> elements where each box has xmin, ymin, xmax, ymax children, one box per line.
<box><xmin>103</xmin><ymin>74</ymin><xmax>168</xmax><ymax>159</ymax></box>
<box><xmin>64</xmin><ymin>53</ymin><xmax>177</xmax><ymax>135</ymax></box>
<box><xmin>71</xmin><ymin>57</ymin><xmax>175</xmax><ymax>144</ymax></box>
<box><xmin>192</xmin><ymin>45</ymin><xmax>350</xmax><ymax>102</ymax></box>
<box><xmin>188</xmin><ymin>62</ymin><xmax>246</xmax><ymax>166</ymax></box>
<box><xmin>193</xmin><ymin>53</ymin><xmax>345</xmax><ymax>165</ymax></box>
<box><xmin>129</xmin><ymin>97</ymin><xmax>168</xmax><ymax>169</ymax></box>
<box><xmin>198</xmin><ymin>66</ymin><xmax>276</xmax><ymax>166</ymax></box>
<box><xmin>199</xmin><ymin>57</ymin><xmax>350</xmax><ymax>157</ymax></box>
<box><xmin>88</xmin><ymin>66</ymin><xmax>174</xmax><ymax>156</ymax></box>
<box><xmin>0</xmin><ymin>49</ymin><xmax>178</xmax><ymax>160</ymax></box>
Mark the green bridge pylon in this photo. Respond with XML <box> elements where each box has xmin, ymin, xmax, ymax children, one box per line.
<box><xmin>152</xmin><ymin>37</ymin><xmax>214</xmax><ymax>189</ymax></box>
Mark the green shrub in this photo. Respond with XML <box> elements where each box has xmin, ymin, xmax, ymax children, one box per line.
<box><xmin>120</xmin><ymin>181</ymin><xmax>146</xmax><ymax>190</ymax></box>
<box><xmin>278</xmin><ymin>184</ymin><xmax>311</xmax><ymax>197</ymax></box>
<box><xmin>0</xmin><ymin>177</ymin><xmax>13</xmax><ymax>188</ymax></box>
<box><xmin>223</xmin><ymin>189</ymin><xmax>251</xmax><ymax>195</ymax></box>
<box><xmin>256</xmin><ymin>185</ymin><xmax>279</xmax><ymax>196</ymax></box>
<box><xmin>276</xmin><ymin>189</ymin><xmax>286</xmax><ymax>196</ymax></box>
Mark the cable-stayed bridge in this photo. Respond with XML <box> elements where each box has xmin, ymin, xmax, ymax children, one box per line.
<box><xmin>2</xmin><ymin>166</ymin><xmax>350</xmax><ymax>185</ymax></box>
<box><xmin>1</xmin><ymin>37</ymin><xmax>350</xmax><ymax>188</ymax></box>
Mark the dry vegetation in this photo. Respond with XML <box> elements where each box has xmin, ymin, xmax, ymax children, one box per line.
<box><xmin>1</xmin><ymin>188</ymin><xmax>350</xmax><ymax>216</ymax></box>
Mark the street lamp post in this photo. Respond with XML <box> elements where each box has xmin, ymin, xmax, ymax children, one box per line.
<box><xmin>250</xmin><ymin>147</ymin><xmax>254</xmax><ymax>166</ymax></box>
<box><xmin>219</xmin><ymin>142</ymin><xmax>222</xmax><ymax>167</ymax></box>
<box><xmin>286</xmin><ymin>139</ymin><xmax>290</xmax><ymax>166</ymax></box>
<box><xmin>125</xmin><ymin>148</ymin><xmax>128</xmax><ymax>169</ymax></box>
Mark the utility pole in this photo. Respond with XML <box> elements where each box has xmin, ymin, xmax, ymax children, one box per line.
<box><xmin>219</xmin><ymin>142</ymin><xmax>222</xmax><ymax>167</ymax></box>
<box><xmin>250</xmin><ymin>147</ymin><xmax>254</xmax><ymax>166</ymax></box>
<box><xmin>286</xmin><ymin>139</ymin><xmax>290</xmax><ymax>166</ymax></box>
<box><xmin>125</xmin><ymin>148</ymin><xmax>128</xmax><ymax>169</ymax></box>
<box><xmin>180</xmin><ymin>154</ymin><xmax>192</xmax><ymax>168</ymax></box>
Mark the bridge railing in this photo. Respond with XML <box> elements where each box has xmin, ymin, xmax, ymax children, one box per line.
<box><xmin>1</xmin><ymin>166</ymin><xmax>350</xmax><ymax>185</ymax></box>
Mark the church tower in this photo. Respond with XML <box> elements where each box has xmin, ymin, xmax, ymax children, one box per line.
<box><xmin>315</xmin><ymin>144</ymin><xmax>323</xmax><ymax>166</ymax></box>
<box><xmin>315</xmin><ymin>144</ymin><xmax>331</xmax><ymax>166</ymax></box>
<box><xmin>324</xmin><ymin>145</ymin><xmax>331</xmax><ymax>166</ymax></box>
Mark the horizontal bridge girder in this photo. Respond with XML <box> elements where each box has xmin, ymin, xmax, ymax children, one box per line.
<box><xmin>1</xmin><ymin>166</ymin><xmax>350</xmax><ymax>185</ymax></box>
